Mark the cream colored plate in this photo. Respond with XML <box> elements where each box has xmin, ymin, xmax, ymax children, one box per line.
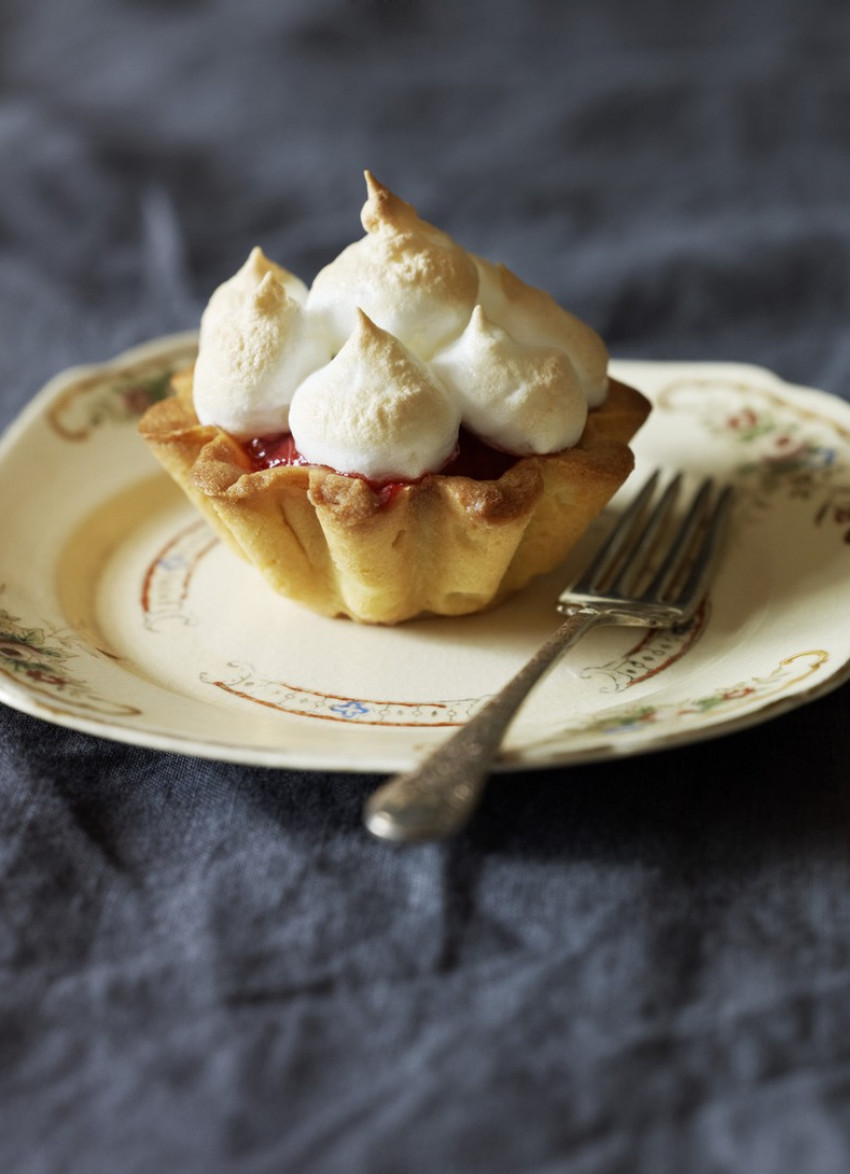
<box><xmin>2</xmin><ymin>333</ymin><xmax>849</xmax><ymax>772</ymax></box>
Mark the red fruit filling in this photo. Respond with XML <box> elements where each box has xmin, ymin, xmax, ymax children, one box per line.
<box><xmin>244</xmin><ymin>427</ymin><xmax>520</xmax><ymax>496</ymax></box>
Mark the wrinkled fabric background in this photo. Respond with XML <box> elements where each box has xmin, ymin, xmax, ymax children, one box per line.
<box><xmin>3</xmin><ymin>1</ymin><xmax>850</xmax><ymax>1171</ymax></box>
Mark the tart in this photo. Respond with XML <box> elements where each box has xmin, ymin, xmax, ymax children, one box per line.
<box><xmin>140</xmin><ymin>370</ymin><xmax>649</xmax><ymax>624</ymax></box>
<box><xmin>139</xmin><ymin>173</ymin><xmax>650</xmax><ymax>624</ymax></box>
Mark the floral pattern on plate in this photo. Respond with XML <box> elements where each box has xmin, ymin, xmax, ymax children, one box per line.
<box><xmin>47</xmin><ymin>342</ymin><xmax>197</xmax><ymax>441</ymax></box>
<box><xmin>0</xmin><ymin>598</ymin><xmax>140</xmax><ymax>719</ymax></box>
<box><xmin>657</xmin><ymin>377</ymin><xmax>850</xmax><ymax>536</ymax></box>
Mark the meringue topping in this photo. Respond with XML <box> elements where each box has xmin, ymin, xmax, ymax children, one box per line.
<box><xmin>306</xmin><ymin>171</ymin><xmax>478</xmax><ymax>360</ymax></box>
<box><xmin>193</xmin><ymin>257</ymin><xmax>332</xmax><ymax>439</ymax></box>
<box><xmin>431</xmin><ymin>306</ymin><xmax>588</xmax><ymax>454</ymax></box>
<box><xmin>473</xmin><ymin>257</ymin><xmax>609</xmax><ymax>406</ymax></box>
<box><xmin>288</xmin><ymin>310</ymin><xmax>460</xmax><ymax>482</ymax></box>
<box><xmin>193</xmin><ymin>174</ymin><xmax>613</xmax><ymax>478</ymax></box>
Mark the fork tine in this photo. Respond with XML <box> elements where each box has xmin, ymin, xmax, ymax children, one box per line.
<box><xmin>610</xmin><ymin>472</ymin><xmax>683</xmax><ymax>596</ymax></box>
<box><xmin>641</xmin><ymin>475</ymin><xmax>714</xmax><ymax>602</ymax></box>
<box><xmin>572</xmin><ymin>468</ymin><xmax>661</xmax><ymax>593</ymax></box>
<box><xmin>669</xmin><ymin>482</ymin><xmax>735</xmax><ymax>618</ymax></box>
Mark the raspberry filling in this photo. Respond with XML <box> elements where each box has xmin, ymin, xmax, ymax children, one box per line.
<box><xmin>244</xmin><ymin>427</ymin><xmax>520</xmax><ymax>495</ymax></box>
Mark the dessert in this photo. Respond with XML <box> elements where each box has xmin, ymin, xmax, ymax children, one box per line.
<box><xmin>139</xmin><ymin>172</ymin><xmax>650</xmax><ymax>624</ymax></box>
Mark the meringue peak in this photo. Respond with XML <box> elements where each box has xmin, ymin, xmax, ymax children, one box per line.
<box><xmin>288</xmin><ymin>309</ymin><xmax>460</xmax><ymax>482</ymax></box>
<box><xmin>361</xmin><ymin>171</ymin><xmax>461</xmax><ymax>254</ymax></box>
<box><xmin>308</xmin><ymin>179</ymin><xmax>478</xmax><ymax>359</ymax></box>
<box><xmin>361</xmin><ymin>170</ymin><xmax>416</xmax><ymax>235</ymax></box>
<box><xmin>349</xmin><ymin>305</ymin><xmax>421</xmax><ymax>359</ymax></box>
<box><xmin>251</xmin><ymin>269</ymin><xmax>289</xmax><ymax>315</ymax></box>
<box><xmin>467</xmin><ymin>302</ymin><xmax>495</xmax><ymax>336</ymax></box>
<box><xmin>335</xmin><ymin>306</ymin><xmax>440</xmax><ymax>392</ymax></box>
<box><xmin>234</xmin><ymin>245</ymin><xmax>309</xmax><ymax>305</ymax></box>
<box><xmin>430</xmin><ymin>302</ymin><xmax>588</xmax><ymax>455</ymax></box>
<box><xmin>243</xmin><ymin>245</ymin><xmax>276</xmax><ymax>281</ymax></box>
<box><xmin>193</xmin><ymin>252</ymin><xmax>332</xmax><ymax>438</ymax></box>
<box><xmin>473</xmin><ymin>256</ymin><xmax>609</xmax><ymax>405</ymax></box>
<box><xmin>352</xmin><ymin>305</ymin><xmax>381</xmax><ymax>342</ymax></box>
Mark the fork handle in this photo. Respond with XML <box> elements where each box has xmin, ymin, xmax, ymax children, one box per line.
<box><xmin>363</xmin><ymin>610</ymin><xmax>601</xmax><ymax>842</ymax></box>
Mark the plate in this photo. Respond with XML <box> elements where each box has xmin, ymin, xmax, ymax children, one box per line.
<box><xmin>1</xmin><ymin>334</ymin><xmax>849</xmax><ymax>772</ymax></box>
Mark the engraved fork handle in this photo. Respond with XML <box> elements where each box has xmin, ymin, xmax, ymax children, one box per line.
<box><xmin>363</xmin><ymin>611</ymin><xmax>601</xmax><ymax>841</ymax></box>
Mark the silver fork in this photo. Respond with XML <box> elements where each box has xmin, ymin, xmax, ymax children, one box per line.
<box><xmin>364</xmin><ymin>470</ymin><xmax>735</xmax><ymax>843</ymax></box>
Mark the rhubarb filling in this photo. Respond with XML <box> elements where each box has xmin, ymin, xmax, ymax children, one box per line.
<box><xmin>243</xmin><ymin>425</ymin><xmax>522</xmax><ymax>493</ymax></box>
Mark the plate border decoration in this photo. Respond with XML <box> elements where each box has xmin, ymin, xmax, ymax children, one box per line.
<box><xmin>46</xmin><ymin>342</ymin><xmax>198</xmax><ymax>442</ymax></box>
<box><xmin>504</xmin><ymin>650</ymin><xmax>829</xmax><ymax>765</ymax></box>
<box><xmin>0</xmin><ymin>594</ymin><xmax>141</xmax><ymax>720</ymax></box>
<box><xmin>656</xmin><ymin>376</ymin><xmax>850</xmax><ymax>537</ymax></box>
<box><xmin>140</xmin><ymin>523</ymin><xmax>712</xmax><ymax>727</ymax></box>
<box><xmin>568</xmin><ymin>649</ymin><xmax>827</xmax><ymax>740</ymax></box>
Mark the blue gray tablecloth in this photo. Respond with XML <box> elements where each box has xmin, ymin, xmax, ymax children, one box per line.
<box><xmin>3</xmin><ymin>2</ymin><xmax>850</xmax><ymax>1171</ymax></box>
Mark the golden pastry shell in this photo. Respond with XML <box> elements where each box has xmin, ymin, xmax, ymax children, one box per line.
<box><xmin>139</xmin><ymin>370</ymin><xmax>651</xmax><ymax>624</ymax></box>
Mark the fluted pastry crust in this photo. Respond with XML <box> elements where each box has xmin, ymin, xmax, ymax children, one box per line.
<box><xmin>139</xmin><ymin>371</ymin><xmax>650</xmax><ymax>624</ymax></box>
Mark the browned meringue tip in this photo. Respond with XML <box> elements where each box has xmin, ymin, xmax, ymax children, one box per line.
<box><xmin>252</xmin><ymin>269</ymin><xmax>288</xmax><ymax>312</ymax></box>
<box><xmin>242</xmin><ymin>246</ymin><xmax>283</xmax><ymax>284</ymax></box>
<box><xmin>350</xmin><ymin>306</ymin><xmax>421</xmax><ymax>356</ymax></box>
<box><xmin>246</xmin><ymin>244</ymin><xmax>270</xmax><ymax>267</ymax></box>
<box><xmin>351</xmin><ymin>305</ymin><xmax>386</xmax><ymax>342</ymax></box>
<box><xmin>361</xmin><ymin>169</ymin><xmax>418</xmax><ymax>234</ymax></box>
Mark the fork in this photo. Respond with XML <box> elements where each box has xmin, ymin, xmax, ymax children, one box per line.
<box><xmin>363</xmin><ymin>470</ymin><xmax>735</xmax><ymax>843</ymax></box>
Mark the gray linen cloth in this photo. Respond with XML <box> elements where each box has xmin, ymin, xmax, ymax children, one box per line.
<box><xmin>2</xmin><ymin>1</ymin><xmax>850</xmax><ymax>1171</ymax></box>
